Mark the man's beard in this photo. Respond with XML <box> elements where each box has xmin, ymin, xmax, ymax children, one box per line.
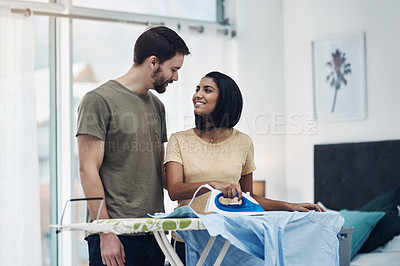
<box><xmin>151</xmin><ymin>67</ymin><xmax>169</xmax><ymax>94</ymax></box>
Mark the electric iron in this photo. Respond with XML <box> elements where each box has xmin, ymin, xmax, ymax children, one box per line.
<box><xmin>196</xmin><ymin>184</ymin><xmax>267</xmax><ymax>215</ymax></box>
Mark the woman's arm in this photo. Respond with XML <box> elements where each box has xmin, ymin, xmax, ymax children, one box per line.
<box><xmin>239</xmin><ymin>173</ymin><xmax>325</xmax><ymax>212</ymax></box>
<box><xmin>160</xmin><ymin>144</ymin><xmax>167</xmax><ymax>189</ymax></box>
<box><xmin>166</xmin><ymin>161</ymin><xmax>243</xmax><ymax>201</ymax></box>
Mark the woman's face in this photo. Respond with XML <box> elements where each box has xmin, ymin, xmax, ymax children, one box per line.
<box><xmin>192</xmin><ymin>77</ymin><xmax>219</xmax><ymax>116</ymax></box>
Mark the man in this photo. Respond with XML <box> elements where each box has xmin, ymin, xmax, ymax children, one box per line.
<box><xmin>76</xmin><ymin>26</ymin><xmax>190</xmax><ymax>266</ymax></box>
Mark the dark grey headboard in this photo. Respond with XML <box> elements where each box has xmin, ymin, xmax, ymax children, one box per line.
<box><xmin>314</xmin><ymin>139</ymin><xmax>400</xmax><ymax>210</ymax></box>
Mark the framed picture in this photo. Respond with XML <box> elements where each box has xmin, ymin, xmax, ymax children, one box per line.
<box><xmin>312</xmin><ymin>32</ymin><xmax>366</xmax><ymax>121</ymax></box>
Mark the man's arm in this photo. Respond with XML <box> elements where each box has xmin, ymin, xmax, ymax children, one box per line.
<box><xmin>77</xmin><ymin>134</ymin><xmax>125</xmax><ymax>266</ymax></box>
<box><xmin>77</xmin><ymin>134</ymin><xmax>107</xmax><ymax>219</ymax></box>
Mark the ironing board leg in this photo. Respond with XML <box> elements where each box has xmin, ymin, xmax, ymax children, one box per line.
<box><xmin>213</xmin><ymin>239</ymin><xmax>230</xmax><ymax>266</ymax></box>
<box><xmin>153</xmin><ymin>231</ymin><xmax>184</xmax><ymax>266</ymax></box>
<box><xmin>159</xmin><ymin>231</ymin><xmax>184</xmax><ymax>266</ymax></box>
<box><xmin>196</xmin><ymin>236</ymin><xmax>216</xmax><ymax>266</ymax></box>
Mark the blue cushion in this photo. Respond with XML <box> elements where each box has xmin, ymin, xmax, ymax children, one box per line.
<box><xmin>339</xmin><ymin>209</ymin><xmax>385</xmax><ymax>259</ymax></box>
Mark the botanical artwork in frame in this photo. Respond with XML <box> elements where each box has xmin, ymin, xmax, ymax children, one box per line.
<box><xmin>312</xmin><ymin>32</ymin><xmax>366</xmax><ymax>121</ymax></box>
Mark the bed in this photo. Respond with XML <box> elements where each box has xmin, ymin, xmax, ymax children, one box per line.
<box><xmin>314</xmin><ymin>139</ymin><xmax>400</xmax><ymax>266</ymax></box>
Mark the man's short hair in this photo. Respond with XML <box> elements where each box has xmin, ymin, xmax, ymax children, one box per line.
<box><xmin>133</xmin><ymin>26</ymin><xmax>190</xmax><ymax>65</ymax></box>
<box><xmin>195</xmin><ymin>71</ymin><xmax>243</xmax><ymax>130</ymax></box>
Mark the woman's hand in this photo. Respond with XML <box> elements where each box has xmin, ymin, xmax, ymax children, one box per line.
<box><xmin>287</xmin><ymin>202</ymin><xmax>326</xmax><ymax>212</ymax></box>
<box><xmin>209</xmin><ymin>181</ymin><xmax>242</xmax><ymax>199</ymax></box>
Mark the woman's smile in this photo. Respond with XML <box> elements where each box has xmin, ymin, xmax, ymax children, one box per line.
<box><xmin>192</xmin><ymin>77</ymin><xmax>219</xmax><ymax>116</ymax></box>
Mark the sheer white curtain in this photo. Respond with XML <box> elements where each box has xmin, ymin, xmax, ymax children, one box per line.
<box><xmin>0</xmin><ymin>7</ymin><xmax>42</xmax><ymax>266</ymax></box>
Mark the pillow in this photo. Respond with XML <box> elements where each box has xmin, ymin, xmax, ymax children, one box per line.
<box><xmin>359</xmin><ymin>187</ymin><xmax>400</xmax><ymax>212</ymax></box>
<box><xmin>358</xmin><ymin>186</ymin><xmax>400</xmax><ymax>253</ymax></box>
<box><xmin>360</xmin><ymin>210</ymin><xmax>400</xmax><ymax>252</ymax></box>
<box><xmin>339</xmin><ymin>209</ymin><xmax>385</xmax><ymax>259</ymax></box>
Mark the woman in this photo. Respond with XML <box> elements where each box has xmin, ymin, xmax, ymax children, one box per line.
<box><xmin>165</xmin><ymin>71</ymin><xmax>324</xmax><ymax>264</ymax></box>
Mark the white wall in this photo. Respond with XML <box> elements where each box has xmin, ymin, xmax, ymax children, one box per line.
<box><xmin>231</xmin><ymin>0</ymin><xmax>287</xmax><ymax>200</ymax></box>
<box><xmin>284</xmin><ymin>0</ymin><xmax>400</xmax><ymax>202</ymax></box>
<box><xmin>231</xmin><ymin>0</ymin><xmax>400</xmax><ymax>202</ymax></box>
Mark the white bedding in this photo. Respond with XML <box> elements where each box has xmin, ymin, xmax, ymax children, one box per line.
<box><xmin>350</xmin><ymin>234</ymin><xmax>400</xmax><ymax>266</ymax></box>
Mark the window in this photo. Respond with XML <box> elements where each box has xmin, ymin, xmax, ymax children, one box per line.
<box><xmin>16</xmin><ymin>0</ymin><xmax>48</xmax><ymax>2</ymax></box>
<box><xmin>34</xmin><ymin>15</ymin><xmax>57</xmax><ymax>266</ymax></box>
<box><xmin>73</xmin><ymin>0</ymin><xmax>217</xmax><ymax>22</ymax></box>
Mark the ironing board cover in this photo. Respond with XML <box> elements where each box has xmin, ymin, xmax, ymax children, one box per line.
<box><xmin>88</xmin><ymin>217</ymin><xmax>205</xmax><ymax>234</ymax></box>
<box><xmin>51</xmin><ymin>206</ymin><xmax>205</xmax><ymax>234</ymax></box>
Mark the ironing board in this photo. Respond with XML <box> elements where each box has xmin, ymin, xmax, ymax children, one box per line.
<box><xmin>52</xmin><ymin>194</ymin><xmax>343</xmax><ymax>266</ymax></box>
<box><xmin>52</xmin><ymin>211</ymin><xmax>344</xmax><ymax>266</ymax></box>
<box><xmin>51</xmin><ymin>197</ymin><xmax>232</xmax><ymax>266</ymax></box>
<box><xmin>51</xmin><ymin>217</ymin><xmax>230</xmax><ymax>266</ymax></box>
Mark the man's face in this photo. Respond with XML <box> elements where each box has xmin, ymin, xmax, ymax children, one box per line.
<box><xmin>151</xmin><ymin>53</ymin><xmax>184</xmax><ymax>94</ymax></box>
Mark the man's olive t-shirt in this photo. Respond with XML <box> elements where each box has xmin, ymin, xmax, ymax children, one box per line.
<box><xmin>76</xmin><ymin>80</ymin><xmax>167</xmax><ymax>222</ymax></box>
